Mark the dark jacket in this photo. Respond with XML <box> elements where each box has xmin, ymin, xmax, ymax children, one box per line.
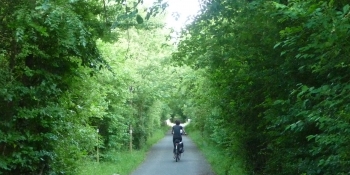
<box><xmin>172</xmin><ymin>125</ymin><xmax>183</xmax><ymax>139</ymax></box>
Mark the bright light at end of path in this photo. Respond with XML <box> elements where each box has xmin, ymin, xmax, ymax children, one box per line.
<box><xmin>166</xmin><ymin>119</ymin><xmax>191</xmax><ymax>127</ymax></box>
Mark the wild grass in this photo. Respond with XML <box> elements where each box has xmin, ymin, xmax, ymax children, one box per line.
<box><xmin>77</xmin><ymin>127</ymin><xmax>169</xmax><ymax>175</ymax></box>
<box><xmin>77</xmin><ymin>152</ymin><xmax>143</xmax><ymax>175</ymax></box>
<box><xmin>187</xmin><ymin>129</ymin><xmax>247</xmax><ymax>175</ymax></box>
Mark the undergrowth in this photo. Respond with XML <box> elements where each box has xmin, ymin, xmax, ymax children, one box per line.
<box><xmin>187</xmin><ymin>126</ymin><xmax>247</xmax><ymax>175</ymax></box>
<box><xmin>77</xmin><ymin>126</ymin><xmax>169</xmax><ymax>175</ymax></box>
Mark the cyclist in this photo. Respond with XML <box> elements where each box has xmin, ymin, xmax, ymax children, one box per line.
<box><xmin>172</xmin><ymin>120</ymin><xmax>185</xmax><ymax>155</ymax></box>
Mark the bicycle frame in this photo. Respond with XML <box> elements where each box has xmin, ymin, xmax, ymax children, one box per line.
<box><xmin>174</xmin><ymin>140</ymin><xmax>181</xmax><ymax>162</ymax></box>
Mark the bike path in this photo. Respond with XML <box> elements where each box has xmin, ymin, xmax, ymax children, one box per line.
<box><xmin>129</xmin><ymin>131</ymin><xmax>215</xmax><ymax>175</ymax></box>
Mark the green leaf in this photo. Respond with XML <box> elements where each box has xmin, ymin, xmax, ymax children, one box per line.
<box><xmin>343</xmin><ymin>4</ymin><xmax>349</xmax><ymax>13</ymax></box>
<box><xmin>136</xmin><ymin>15</ymin><xmax>144</xmax><ymax>24</ymax></box>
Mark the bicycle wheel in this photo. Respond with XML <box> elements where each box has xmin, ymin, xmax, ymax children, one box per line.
<box><xmin>175</xmin><ymin>146</ymin><xmax>179</xmax><ymax>162</ymax></box>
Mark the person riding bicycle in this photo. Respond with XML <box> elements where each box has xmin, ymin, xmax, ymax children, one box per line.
<box><xmin>172</xmin><ymin>120</ymin><xmax>185</xmax><ymax>154</ymax></box>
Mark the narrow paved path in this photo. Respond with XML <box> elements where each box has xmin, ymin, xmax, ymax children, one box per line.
<box><xmin>130</xmin><ymin>131</ymin><xmax>215</xmax><ymax>175</ymax></box>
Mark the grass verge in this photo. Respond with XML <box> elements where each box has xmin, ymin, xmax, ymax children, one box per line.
<box><xmin>188</xmin><ymin>130</ymin><xmax>247</xmax><ymax>175</ymax></box>
<box><xmin>77</xmin><ymin>126</ymin><xmax>169</xmax><ymax>175</ymax></box>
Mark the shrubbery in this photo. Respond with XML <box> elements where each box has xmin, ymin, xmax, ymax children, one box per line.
<box><xmin>173</xmin><ymin>0</ymin><xmax>350</xmax><ymax>174</ymax></box>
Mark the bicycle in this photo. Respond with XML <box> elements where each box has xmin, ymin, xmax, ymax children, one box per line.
<box><xmin>174</xmin><ymin>139</ymin><xmax>183</xmax><ymax>162</ymax></box>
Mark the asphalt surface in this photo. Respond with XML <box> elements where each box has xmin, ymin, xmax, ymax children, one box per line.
<box><xmin>130</xmin><ymin>131</ymin><xmax>215</xmax><ymax>175</ymax></box>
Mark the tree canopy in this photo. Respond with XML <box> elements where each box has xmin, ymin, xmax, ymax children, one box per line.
<box><xmin>1</xmin><ymin>0</ymin><xmax>350</xmax><ymax>174</ymax></box>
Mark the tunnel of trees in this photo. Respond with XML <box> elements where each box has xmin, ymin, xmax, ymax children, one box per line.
<box><xmin>1</xmin><ymin>0</ymin><xmax>350</xmax><ymax>174</ymax></box>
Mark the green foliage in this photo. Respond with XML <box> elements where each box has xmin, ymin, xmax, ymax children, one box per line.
<box><xmin>263</xmin><ymin>1</ymin><xmax>350</xmax><ymax>174</ymax></box>
<box><xmin>0</xmin><ymin>0</ymin><xmax>197</xmax><ymax>174</ymax></box>
<box><xmin>0</xmin><ymin>0</ymin><xmax>110</xmax><ymax>173</ymax></box>
<box><xmin>0</xmin><ymin>0</ymin><xmax>173</xmax><ymax>173</ymax></box>
<box><xmin>173</xmin><ymin>0</ymin><xmax>350</xmax><ymax>174</ymax></box>
<box><xmin>77</xmin><ymin>127</ymin><xmax>168</xmax><ymax>175</ymax></box>
<box><xmin>187</xmin><ymin>126</ymin><xmax>247</xmax><ymax>175</ymax></box>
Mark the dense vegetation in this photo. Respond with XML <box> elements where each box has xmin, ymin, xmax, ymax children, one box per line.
<box><xmin>173</xmin><ymin>0</ymin><xmax>350</xmax><ymax>174</ymax></box>
<box><xmin>1</xmin><ymin>0</ymin><xmax>350</xmax><ymax>174</ymax></box>
<box><xmin>0</xmin><ymin>0</ymin><xmax>181</xmax><ymax>174</ymax></box>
